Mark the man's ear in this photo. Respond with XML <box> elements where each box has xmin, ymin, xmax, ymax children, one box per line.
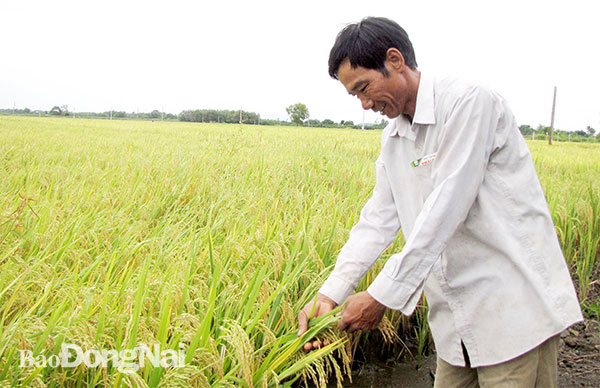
<box><xmin>385</xmin><ymin>48</ymin><xmax>406</xmax><ymax>73</ymax></box>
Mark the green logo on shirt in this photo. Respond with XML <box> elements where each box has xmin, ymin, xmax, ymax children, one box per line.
<box><xmin>411</xmin><ymin>152</ymin><xmax>437</xmax><ymax>168</ymax></box>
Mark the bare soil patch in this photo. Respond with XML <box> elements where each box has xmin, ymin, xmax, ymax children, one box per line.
<box><xmin>324</xmin><ymin>320</ymin><xmax>599</xmax><ymax>388</ymax></box>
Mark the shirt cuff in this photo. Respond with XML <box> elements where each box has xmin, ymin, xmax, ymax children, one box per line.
<box><xmin>318</xmin><ymin>273</ymin><xmax>356</xmax><ymax>305</ymax></box>
<box><xmin>367</xmin><ymin>271</ymin><xmax>424</xmax><ymax>316</ymax></box>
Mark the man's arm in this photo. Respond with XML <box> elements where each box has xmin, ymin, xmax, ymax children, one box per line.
<box><xmin>318</xmin><ymin>155</ymin><xmax>402</xmax><ymax>304</ymax></box>
<box><xmin>297</xmin><ymin>152</ymin><xmax>401</xmax><ymax>346</ymax></box>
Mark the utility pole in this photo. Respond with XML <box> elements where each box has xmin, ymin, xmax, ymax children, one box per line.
<box><xmin>239</xmin><ymin>108</ymin><xmax>242</xmax><ymax>124</ymax></box>
<box><xmin>361</xmin><ymin>110</ymin><xmax>365</xmax><ymax>130</ymax></box>
<box><xmin>549</xmin><ymin>86</ymin><xmax>557</xmax><ymax>145</ymax></box>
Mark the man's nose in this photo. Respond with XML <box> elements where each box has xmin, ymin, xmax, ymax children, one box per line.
<box><xmin>359</xmin><ymin>96</ymin><xmax>373</xmax><ymax>110</ymax></box>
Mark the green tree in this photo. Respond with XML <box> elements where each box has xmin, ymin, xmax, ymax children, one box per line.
<box><xmin>536</xmin><ymin>124</ymin><xmax>550</xmax><ymax>135</ymax></box>
<box><xmin>49</xmin><ymin>106</ymin><xmax>62</xmax><ymax>116</ymax></box>
<box><xmin>286</xmin><ymin>103</ymin><xmax>309</xmax><ymax>126</ymax></box>
<box><xmin>586</xmin><ymin>126</ymin><xmax>596</xmax><ymax>137</ymax></box>
<box><xmin>519</xmin><ymin>124</ymin><xmax>534</xmax><ymax>136</ymax></box>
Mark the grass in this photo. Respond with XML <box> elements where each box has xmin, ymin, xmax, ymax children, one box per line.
<box><xmin>0</xmin><ymin>116</ymin><xmax>598</xmax><ymax>387</ymax></box>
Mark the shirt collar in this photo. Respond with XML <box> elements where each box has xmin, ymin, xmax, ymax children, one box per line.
<box><xmin>389</xmin><ymin>73</ymin><xmax>436</xmax><ymax>139</ymax></box>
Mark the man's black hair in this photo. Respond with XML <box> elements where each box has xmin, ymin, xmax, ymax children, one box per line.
<box><xmin>328</xmin><ymin>17</ymin><xmax>418</xmax><ymax>80</ymax></box>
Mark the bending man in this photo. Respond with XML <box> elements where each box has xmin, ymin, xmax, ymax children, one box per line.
<box><xmin>297</xmin><ymin>17</ymin><xmax>582</xmax><ymax>388</ymax></box>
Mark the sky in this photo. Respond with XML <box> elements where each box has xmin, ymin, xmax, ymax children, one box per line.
<box><xmin>1</xmin><ymin>0</ymin><xmax>599</xmax><ymax>132</ymax></box>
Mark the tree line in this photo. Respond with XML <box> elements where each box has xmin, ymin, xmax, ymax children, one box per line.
<box><xmin>2</xmin><ymin>106</ymin><xmax>597</xmax><ymax>136</ymax></box>
<box><xmin>0</xmin><ymin>106</ymin><xmax>388</xmax><ymax>130</ymax></box>
<box><xmin>519</xmin><ymin>124</ymin><xmax>599</xmax><ymax>143</ymax></box>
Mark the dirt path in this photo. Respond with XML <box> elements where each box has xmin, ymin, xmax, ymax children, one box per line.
<box><xmin>557</xmin><ymin>320</ymin><xmax>600</xmax><ymax>388</ymax></box>
<box><xmin>328</xmin><ymin>355</ymin><xmax>436</xmax><ymax>388</ymax></box>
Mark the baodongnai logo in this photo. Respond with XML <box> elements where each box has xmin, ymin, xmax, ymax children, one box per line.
<box><xmin>19</xmin><ymin>343</ymin><xmax>186</xmax><ymax>373</ymax></box>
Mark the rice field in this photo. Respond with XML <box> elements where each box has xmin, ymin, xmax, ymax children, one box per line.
<box><xmin>0</xmin><ymin>116</ymin><xmax>598</xmax><ymax>387</ymax></box>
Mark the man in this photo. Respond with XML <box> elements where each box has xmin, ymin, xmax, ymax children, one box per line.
<box><xmin>297</xmin><ymin>17</ymin><xmax>583</xmax><ymax>387</ymax></box>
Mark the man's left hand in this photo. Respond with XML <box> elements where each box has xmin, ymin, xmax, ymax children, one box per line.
<box><xmin>337</xmin><ymin>291</ymin><xmax>387</xmax><ymax>333</ymax></box>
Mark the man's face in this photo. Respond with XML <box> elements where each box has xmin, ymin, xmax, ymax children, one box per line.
<box><xmin>337</xmin><ymin>58</ymin><xmax>411</xmax><ymax>119</ymax></box>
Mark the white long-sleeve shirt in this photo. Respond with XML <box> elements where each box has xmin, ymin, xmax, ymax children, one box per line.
<box><xmin>319</xmin><ymin>74</ymin><xmax>583</xmax><ymax>367</ymax></box>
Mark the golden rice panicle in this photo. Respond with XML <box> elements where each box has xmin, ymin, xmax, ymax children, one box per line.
<box><xmin>222</xmin><ymin>320</ymin><xmax>255</xmax><ymax>387</ymax></box>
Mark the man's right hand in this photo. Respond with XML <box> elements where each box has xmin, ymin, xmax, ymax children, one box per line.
<box><xmin>297</xmin><ymin>293</ymin><xmax>338</xmax><ymax>351</ymax></box>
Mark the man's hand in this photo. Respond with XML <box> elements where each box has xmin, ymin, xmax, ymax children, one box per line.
<box><xmin>337</xmin><ymin>291</ymin><xmax>386</xmax><ymax>333</ymax></box>
<box><xmin>297</xmin><ymin>293</ymin><xmax>337</xmax><ymax>351</ymax></box>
